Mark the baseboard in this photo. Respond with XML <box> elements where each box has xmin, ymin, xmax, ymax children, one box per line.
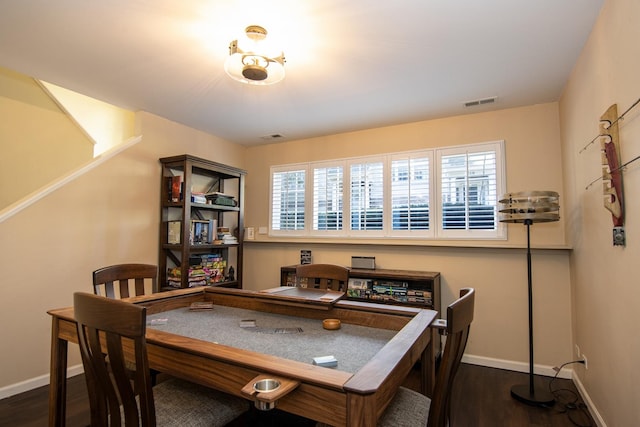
<box><xmin>462</xmin><ymin>354</ymin><xmax>573</xmax><ymax>379</ymax></box>
<box><xmin>572</xmin><ymin>373</ymin><xmax>607</xmax><ymax>427</ymax></box>
<box><xmin>0</xmin><ymin>364</ymin><xmax>84</xmax><ymax>400</ymax></box>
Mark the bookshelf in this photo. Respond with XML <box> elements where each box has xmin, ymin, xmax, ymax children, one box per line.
<box><xmin>159</xmin><ymin>155</ymin><xmax>245</xmax><ymax>290</ymax></box>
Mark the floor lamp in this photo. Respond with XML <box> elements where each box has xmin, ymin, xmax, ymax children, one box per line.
<box><xmin>499</xmin><ymin>191</ymin><xmax>560</xmax><ymax>407</ymax></box>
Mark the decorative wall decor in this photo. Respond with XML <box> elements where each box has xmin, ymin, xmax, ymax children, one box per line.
<box><xmin>581</xmin><ymin>97</ymin><xmax>640</xmax><ymax>246</ymax></box>
<box><xmin>599</xmin><ymin>105</ymin><xmax>625</xmax><ymax>246</ymax></box>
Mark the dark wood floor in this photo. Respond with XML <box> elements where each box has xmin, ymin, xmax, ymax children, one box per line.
<box><xmin>0</xmin><ymin>363</ymin><xmax>595</xmax><ymax>426</ymax></box>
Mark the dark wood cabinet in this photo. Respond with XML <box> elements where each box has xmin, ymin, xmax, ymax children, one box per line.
<box><xmin>159</xmin><ymin>155</ymin><xmax>245</xmax><ymax>290</ymax></box>
<box><xmin>280</xmin><ymin>265</ymin><xmax>441</xmax><ymax>314</ymax></box>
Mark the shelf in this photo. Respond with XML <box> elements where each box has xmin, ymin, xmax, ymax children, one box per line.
<box><xmin>163</xmin><ymin>243</ymin><xmax>240</xmax><ymax>250</ymax></box>
<box><xmin>192</xmin><ymin>202</ymin><xmax>240</xmax><ymax>212</ymax></box>
<box><xmin>159</xmin><ymin>155</ymin><xmax>246</xmax><ymax>290</ymax></box>
<box><xmin>346</xmin><ymin>296</ymin><xmax>432</xmax><ymax>308</ymax></box>
<box><xmin>280</xmin><ymin>265</ymin><xmax>441</xmax><ymax>313</ymax></box>
<box><xmin>160</xmin><ymin>281</ymin><xmax>239</xmax><ymax>292</ymax></box>
<box><xmin>162</xmin><ymin>201</ymin><xmax>240</xmax><ymax>212</ymax></box>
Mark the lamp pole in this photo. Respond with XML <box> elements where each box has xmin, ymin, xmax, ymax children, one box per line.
<box><xmin>509</xmin><ymin>219</ymin><xmax>554</xmax><ymax>406</ymax></box>
<box><xmin>499</xmin><ymin>191</ymin><xmax>559</xmax><ymax>407</ymax></box>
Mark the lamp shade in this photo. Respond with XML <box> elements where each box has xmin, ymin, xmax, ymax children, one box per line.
<box><xmin>498</xmin><ymin>191</ymin><xmax>560</xmax><ymax>223</ymax></box>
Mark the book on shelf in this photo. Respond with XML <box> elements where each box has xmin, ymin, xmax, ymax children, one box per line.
<box><xmin>191</xmin><ymin>192</ymin><xmax>207</xmax><ymax>204</ymax></box>
<box><xmin>190</xmin><ymin>219</ymin><xmax>215</xmax><ymax>244</ymax></box>
<box><xmin>170</xmin><ymin>176</ymin><xmax>182</xmax><ymax>202</ymax></box>
<box><xmin>216</xmin><ymin>226</ymin><xmax>238</xmax><ymax>244</ymax></box>
<box><xmin>205</xmin><ymin>192</ymin><xmax>237</xmax><ymax>207</ymax></box>
<box><xmin>167</xmin><ymin>221</ymin><xmax>181</xmax><ymax>244</ymax></box>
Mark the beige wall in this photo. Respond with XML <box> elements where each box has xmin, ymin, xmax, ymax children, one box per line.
<box><xmin>40</xmin><ymin>81</ymin><xmax>136</xmax><ymax>156</ymax></box>
<box><xmin>244</xmin><ymin>103</ymin><xmax>566</xmax><ymax>248</ymax></box>
<box><xmin>0</xmin><ymin>110</ymin><xmax>245</xmax><ymax>392</ymax></box>
<box><xmin>0</xmin><ymin>66</ymin><xmax>94</xmax><ymax>210</ymax></box>
<box><xmin>243</xmin><ymin>102</ymin><xmax>574</xmax><ymax>374</ymax></box>
<box><xmin>2</xmin><ymin>3</ymin><xmax>637</xmax><ymax>424</ymax></box>
<box><xmin>559</xmin><ymin>0</ymin><xmax>640</xmax><ymax>425</ymax></box>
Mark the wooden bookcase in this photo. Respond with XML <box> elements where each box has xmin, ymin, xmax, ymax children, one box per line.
<box><xmin>280</xmin><ymin>265</ymin><xmax>441</xmax><ymax>314</ymax></box>
<box><xmin>159</xmin><ymin>155</ymin><xmax>245</xmax><ymax>290</ymax></box>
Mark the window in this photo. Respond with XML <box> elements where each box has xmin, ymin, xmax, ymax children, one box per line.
<box><xmin>437</xmin><ymin>141</ymin><xmax>505</xmax><ymax>239</ymax></box>
<box><xmin>271</xmin><ymin>166</ymin><xmax>306</xmax><ymax>233</ymax></box>
<box><xmin>391</xmin><ymin>153</ymin><xmax>431</xmax><ymax>234</ymax></box>
<box><xmin>269</xmin><ymin>141</ymin><xmax>505</xmax><ymax>240</ymax></box>
<box><xmin>313</xmin><ymin>163</ymin><xmax>343</xmax><ymax>232</ymax></box>
<box><xmin>349</xmin><ymin>159</ymin><xmax>384</xmax><ymax>231</ymax></box>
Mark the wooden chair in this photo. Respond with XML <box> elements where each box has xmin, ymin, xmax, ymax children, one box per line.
<box><xmin>378</xmin><ymin>288</ymin><xmax>475</xmax><ymax>427</ymax></box>
<box><xmin>93</xmin><ymin>264</ymin><xmax>161</xmax><ymax>384</ymax></box>
<box><xmin>295</xmin><ymin>263</ymin><xmax>349</xmax><ymax>291</ymax></box>
<box><xmin>74</xmin><ymin>292</ymin><xmax>248</xmax><ymax>426</ymax></box>
<box><xmin>93</xmin><ymin>263</ymin><xmax>157</xmax><ymax>299</ymax></box>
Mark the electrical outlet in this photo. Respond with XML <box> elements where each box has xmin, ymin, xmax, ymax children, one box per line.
<box><xmin>575</xmin><ymin>344</ymin><xmax>581</xmax><ymax>358</ymax></box>
<box><xmin>581</xmin><ymin>354</ymin><xmax>588</xmax><ymax>370</ymax></box>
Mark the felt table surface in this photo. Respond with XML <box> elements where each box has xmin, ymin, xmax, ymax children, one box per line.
<box><xmin>147</xmin><ymin>305</ymin><xmax>396</xmax><ymax>373</ymax></box>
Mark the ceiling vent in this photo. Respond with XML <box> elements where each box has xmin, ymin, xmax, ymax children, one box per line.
<box><xmin>260</xmin><ymin>134</ymin><xmax>285</xmax><ymax>141</ymax></box>
<box><xmin>464</xmin><ymin>96</ymin><xmax>498</xmax><ymax>108</ymax></box>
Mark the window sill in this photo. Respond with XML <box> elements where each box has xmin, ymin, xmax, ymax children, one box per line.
<box><xmin>243</xmin><ymin>236</ymin><xmax>572</xmax><ymax>251</ymax></box>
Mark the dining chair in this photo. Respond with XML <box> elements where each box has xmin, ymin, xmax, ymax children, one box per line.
<box><xmin>378</xmin><ymin>287</ymin><xmax>475</xmax><ymax>427</ymax></box>
<box><xmin>93</xmin><ymin>263</ymin><xmax>158</xmax><ymax>298</ymax></box>
<box><xmin>74</xmin><ymin>292</ymin><xmax>248</xmax><ymax>426</ymax></box>
<box><xmin>295</xmin><ymin>263</ymin><xmax>350</xmax><ymax>291</ymax></box>
<box><xmin>93</xmin><ymin>263</ymin><xmax>161</xmax><ymax>384</ymax></box>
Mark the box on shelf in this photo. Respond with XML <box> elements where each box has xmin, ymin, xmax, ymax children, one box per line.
<box><xmin>347</xmin><ymin>278</ymin><xmax>371</xmax><ymax>298</ymax></box>
<box><xmin>351</xmin><ymin>256</ymin><xmax>375</xmax><ymax>269</ymax></box>
<box><xmin>166</xmin><ymin>255</ymin><xmax>227</xmax><ymax>288</ymax></box>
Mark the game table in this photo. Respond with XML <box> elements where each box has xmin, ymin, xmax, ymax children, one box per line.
<box><xmin>48</xmin><ymin>286</ymin><xmax>437</xmax><ymax>426</ymax></box>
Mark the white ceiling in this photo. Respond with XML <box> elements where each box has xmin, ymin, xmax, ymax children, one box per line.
<box><xmin>0</xmin><ymin>0</ymin><xmax>604</xmax><ymax>146</ymax></box>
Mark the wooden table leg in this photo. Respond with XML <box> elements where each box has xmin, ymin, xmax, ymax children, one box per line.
<box><xmin>346</xmin><ymin>392</ymin><xmax>376</xmax><ymax>427</ymax></box>
<box><xmin>421</xmin><ymin>327</ymin><xmax>435</xmax><ymax>398</ymax></box>
<box><xmin>48</xmin><ymin>317</ymin><xmax>68</xmax><ymax>427</ymax></box>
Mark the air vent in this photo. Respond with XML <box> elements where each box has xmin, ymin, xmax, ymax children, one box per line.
<box><xmin>260</xmin><ymin>134</ymin><xmax>285</xmax><ymax>140</ymax></box>
<box><xmin>464</xmin><ymin>96</ymin><xmax>497</xmax><ymax>108</ymax></box>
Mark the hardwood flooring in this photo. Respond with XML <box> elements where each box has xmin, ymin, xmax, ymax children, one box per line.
<box><xmin>0</xmin><ymin>363</ymin><xmax>595</xmax><ymax>426</ymax></box>
<box><xmin>448</xmin><ymin>364</ymin><xmax>594</xmax><ymax>427</ymax></box>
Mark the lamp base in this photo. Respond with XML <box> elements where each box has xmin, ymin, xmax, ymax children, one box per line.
<box><xmin>510</xmin><ymin>384</ymin><xmax>555</xmax><ymax>407</ymax></box>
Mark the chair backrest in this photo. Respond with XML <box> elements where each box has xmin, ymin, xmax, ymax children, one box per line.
<box><xmin>74</xmin><ymin>292</ymin><xmax>156</xmax><ymax>426</ymax></box>
<box><xmin>428</xmin><ymin>287</ymin><xmax>475</xmax><ymax>427</ymax></box>
<box><xmin>93</xmin><ymin>263</ymin><xmax>158</xmax><ymax>298</ymax></box>
<box><xmin>295</xmin><ymin>263</ymin><xmax>349</xmax><ymax>291</ymax></box>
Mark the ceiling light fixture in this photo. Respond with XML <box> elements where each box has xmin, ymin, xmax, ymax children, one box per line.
<box><xmin>224</xmin><ymin>25</ymin><xmax>285</xmax><ymax>85</ymax></box>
